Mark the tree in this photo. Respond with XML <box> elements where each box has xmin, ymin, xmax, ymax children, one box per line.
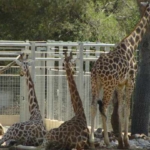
<box><xmin>0</xmin><ymin>0</ymin><xmax>139</xmax><ymax>42</ymax></box>
<box><xmin>131</xmin><ymin>0</ymin><xmax>150</xmax><ymax>135</ymax></box>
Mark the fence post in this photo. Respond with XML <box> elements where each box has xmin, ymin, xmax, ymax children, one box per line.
<box><xmin>58</xmin><ymin>45</ymin><xmax>63</xmax><ymax>121</ymax></box>
<box><xmin>47</xmin><ymin>40</ymin><xmax>54</xmax><ymax>120</ymax></box>
<box><xmin>35</xmin><ymin>47</ymin><xmax>46</xmax><ymax>119</ymax></box>
<box><xmin>30</xmin><ymin>42</ymin><xmax>36</xmax><ymax>83</ymax></box>
<box><xmin>66</xmin><ymin>46</ymin><xmax>72</xmax><ymax>120</ymax></box>
<box><xmin>78</xmin><ymin>42</ymin><xmax>84</xmax><ymax>101</ymax></box>
<box><xmin>85</xmin><ymin>45</ymin><xmax>90</xmax><ymax>125</ymax></box>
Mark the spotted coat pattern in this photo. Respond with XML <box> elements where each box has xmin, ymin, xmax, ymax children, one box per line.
<box><xmin>90</xmin><ymin>3</ymin><xmax>150</xmax><ymax>149</ymax></box>
<box><xmin>42</xmin><ymin>53</ymin><xmax>89</xmax><ymax>150</ymax></box>
<box><xmin>0</xmin><ymin>61</ymin><xmax>46</xmax><ymax>146</ymax></box>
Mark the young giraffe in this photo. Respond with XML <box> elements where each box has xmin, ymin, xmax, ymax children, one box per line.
<box><xmin>90</xmin><ymin>2</ymin><xmax>150</xmax><ymax>149</ymax></box>
<box><xmin>0</xmin><ymin>57</ymin><xmax>46</xmax><ymax>146</ymax></box>
<box><xmin>41</xmin><ymin>52</ymin><xmax>89</xmax><ymax>150</ymax></box>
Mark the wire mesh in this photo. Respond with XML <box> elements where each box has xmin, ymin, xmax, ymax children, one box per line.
<box><xmin>0</xmin><ymin>41</ymin><xmax>135</xmax><ymax>131</ymax></box>
<box><xmin>0</xmin><ymin>66</ymin><xmax>20</xmax><ymax>115</ymax></box>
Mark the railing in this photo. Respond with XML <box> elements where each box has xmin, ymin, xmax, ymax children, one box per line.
<box><xmin>0</xmin><ymin>40</ymin><xmax>119</xmax><ymax>129</ymax></box>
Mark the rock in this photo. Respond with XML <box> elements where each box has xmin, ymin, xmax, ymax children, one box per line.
<box><xmin>94</xmin><ymin>128</ymin><xmax>103</xmax><ymax>138</ymax></box>
<box><xmin>95</xmin><ymin>128</ymin><xmax>102</xmax><ymax>133</ymax></box>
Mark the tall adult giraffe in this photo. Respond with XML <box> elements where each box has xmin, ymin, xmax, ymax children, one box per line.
<box><xmin>0</xmin><ymin>56</ymin><xmax>46</xmax><ymax>146</ymax></box>
<box><xmin>41</xmin><ymin>52</ymin><xmax>89</xmax><ymax>150</ymax></box>
<box><xmin>90</xmin><ymin>2</ymin><xmax>150</xmax><ymax>149</ymax></box>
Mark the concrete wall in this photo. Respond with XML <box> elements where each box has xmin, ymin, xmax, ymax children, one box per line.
<box><xmin>0</xmin><ymin>115</ymin><xmax>20</xmax><ymax>126</ymax></box>
<box><xmin>0</xmin><ymin>116</ymin><xmax>64</xmax><ymax>131</ymax></box>
<box><xmin>44</xmin><ymin>119</ymin><xmax>64</xmax><ymax>130</ymax></box>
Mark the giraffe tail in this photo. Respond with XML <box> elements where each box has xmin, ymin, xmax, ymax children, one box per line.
<box><xmin>97</xmin><ymin>100</ymin><xmax>107</xmax><ymax>119</ymax></box>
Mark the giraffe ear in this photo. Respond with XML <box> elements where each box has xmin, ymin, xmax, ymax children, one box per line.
<box><xmin>140</xmin><ymin>2</ymin><xmax>149</xmax><ymax>7</ymax></box>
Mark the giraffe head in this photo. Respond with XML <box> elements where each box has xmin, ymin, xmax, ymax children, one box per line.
<box><xmin>15</xmin><ymin>54</ymin><xmax>30</xmax><ymax>76</ymax></box>
<box><xmin>141</xmin><ymin>1</ymin><xmax>150</xmax><ymax>7</ymax></box>
<box><xmin>140</xmin><ymin>2</ymin><xmax>150</xmax><ymax>15</ymax></box>
<box><xmin>20</xmin><ymin>62</ymin><xmax>30</xmax><ymax>76</ymax></box>
<box><xmin>63</xmin><ymin>51</ymin><xmax>76</xmax><ymax>74</ymax></box>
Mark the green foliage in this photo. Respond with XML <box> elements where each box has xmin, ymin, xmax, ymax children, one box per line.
<box><xmin>0</xmin><ymin>0</ymin><xmax>140</xmax><ymax>43</ymax></box>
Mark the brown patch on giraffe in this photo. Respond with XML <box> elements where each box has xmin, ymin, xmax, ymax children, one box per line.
<box><xmin>139</xmin><ymin>22</ymin><xmax>143</xmax><ymax>28</ymax></box>
<box><xmin>136</xmin><ymin>27</ymin><xmax>141</xmax><ymax>34</ymax></box>
<box><xmin>100</xmin><ymin>65</ymin><xmax>103</xmax><ymax>70</ymax></box>
<box><xmin>141</xmin><ymin>29</ymin><xmax>145</xmax><ymax>37</ymax></box>
<box><xmin>126</xmin><ymin>53</ymin><xmax>130</xmax><ymax>60</ymax></box>
<box><xmin>121</xmin><ymin>43</ymin><xmax>126</xmax><ymax>49</ymax></box>
<box><xmin>104</xmin><ymin>66</ymin><xmax>108</xmax><ymax>70</ymax></box>
<box><xmin>112</xmin><ymin>63</ymin><xmax>117</xmax><ymax>69</ymax></box>
<box><xmin>109</xmin><ymin>59</ymin><xmax>113</xmax><ymax>63</ymax></box>
<box><xmin>105</xmin><ymin>71</ymin><xmax>110</xmax><ymax>76</ymax></box>
<box><xmin>136</xmin><ymin>35</ymin><xmax>140</xmax><ymax>42</ymax></box>
<box><xmin>128</xmin><ymin>49</ymin><xmax>133</xmax><ymax>57</ymax></box>
<box><xmin>129</xmin><ymin>37</ymin><xmax>134</xmax><ymax>46</ymax></box>
<box><xmin>118</xmin><ymin>63</ymin><xmax>122</xmax><ymax>68</ymax></box>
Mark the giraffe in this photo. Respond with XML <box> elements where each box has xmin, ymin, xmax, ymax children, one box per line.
<box><xmin>41</xmin><ymin>52</ymin><xmax>90</xmax><ymax>150</ymax></box>
<box><xmin>90</xmin><ymin>2</ymin><xmax>150</xmax><ymax>149</ymax></box>
<box><xmin>0</xmin><ymin>56</ymin><xmax>46</xmax><ymax>146</ymax></box>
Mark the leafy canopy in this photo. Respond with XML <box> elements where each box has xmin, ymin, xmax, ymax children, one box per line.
<box><xmin>0</xmin><ymin>0</ymin><xmax>139</xmax><ymax>43</ymax></box>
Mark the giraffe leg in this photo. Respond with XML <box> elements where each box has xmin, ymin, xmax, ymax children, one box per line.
<box><xmin>90</xmin><ymin>77</ymin><xmax>101</xmax><ymax>148</ymax></box>
<box><xmin>101</xmin><ymin>109</ymin><xmax>110</xmax><ymax>146</ymax></box>
<box><xmin>99</xmin><ymin>87</ymin><xmax>115</xmax><ymax>147</ymax></box>
<box><xmin>116</xmin><ymin>86</ymin><xmax>124</xmax><ymax>149</ymax></box>
<box><xmin>124</xmin><ymin>82</ymin><xmax>134</xmax><ymax>148</ymax></box>
<box><xmin>90</xmin><ymin>102</ymin><xmax>97</xmax><ymax>148</ymax></box>
<box><xmin>124</xmin><ymin>103</ymin><xmax>130</xmax><ymax>149</ymax></box>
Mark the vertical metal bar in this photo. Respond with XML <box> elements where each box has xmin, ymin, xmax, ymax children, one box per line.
<box><xmin>78</xmin><ymin>42</ymin><xmax>84</xmax><ymax>101</ymax></box>
<box><xmin>105</xmin><ymin>46</ymin><xmax>110</xmax><ymax>52</ymax></box>
<box><xmin>95</xmin><ymin>45</ymin><xmax>101</xmax><ymax>129</ymax></box>
<box><xmin>96</xmin><ymin>46</ymin><xmax>100</xmax><ymax>57</ymax></box>
<box><xmin>58</xmin><ymin>46</ymin><xmax>63</xmax><ymax>121</ymax></box>
<box><xmin>85</xmin><ymin>46</ymin><xmax>90</xmax><ymax>125</ymax></box>
<box><xmin>35</xmin><ymin>49</ymin><xmax>45</xmax><ymax>119</ymax></box>
<box><xmin>30</xmin><ymin>42</ymin><xmax>36</xmax><ymax>83</ymax></box>
<box><xmin>66</xmin><ymin>46</ymin><xmax>72</xmax><ymax>121</ymax></box>
<box><xmin>47</xmin><ymin>44</ymin><xmax>54</xmax><ymax>119</ymax></box>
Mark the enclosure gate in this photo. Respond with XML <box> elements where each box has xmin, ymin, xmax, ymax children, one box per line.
<box><xmin>0</xmin><ymin>40</ymin><xmax>116</xmax><ymax>129</ymax></box>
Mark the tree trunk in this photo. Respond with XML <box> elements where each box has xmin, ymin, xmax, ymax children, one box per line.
<box><xmin>131</xmin><ymin>0</ymin><xmax>150</xmax><ymax>135</ymax></box>
<box><xmin>131</xmin><ymin>32</ymin><xmax>150</xmax><ymax>135</ymax></box>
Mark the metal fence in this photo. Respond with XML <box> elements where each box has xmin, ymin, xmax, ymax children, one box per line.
<box><xmin>0</xmin><ymin>40</ymin><xmax>117</xmax><ymax>129</ymax></box>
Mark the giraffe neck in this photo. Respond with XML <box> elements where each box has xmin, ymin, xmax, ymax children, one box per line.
<box><xmin>25</xmin><ymin>68</ymin><xmax>40</xmax><ymax>117</ymax></box>
<box><xmin>65</xmin><ymin>63</ymin><xmax>85</xmax><ymax>116</ymax></box>
<box><xmin>118</xmin><ymin>6</ymin><xmax>150</xmax><ymax>56</ymax></box>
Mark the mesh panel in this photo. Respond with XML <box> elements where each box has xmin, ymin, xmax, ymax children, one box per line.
<box><xmin>0</xmin><ymin>66</ymin><xmax>20</xmax><ymax>115</ymax></box>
